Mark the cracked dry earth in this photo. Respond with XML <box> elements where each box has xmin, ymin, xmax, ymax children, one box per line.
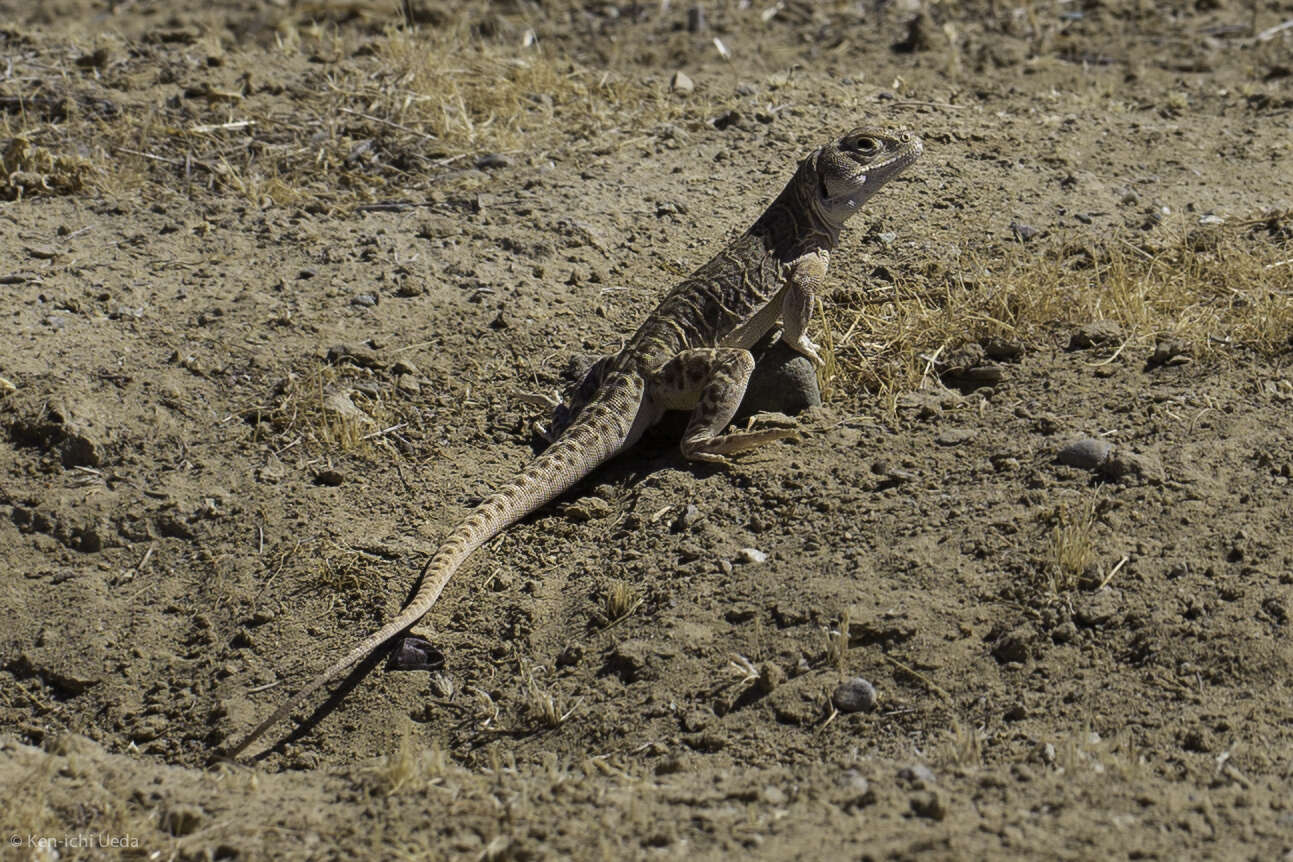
<box><xmin>2</xmin><ymin>0</ymin><xmax>1293</xmax><ymax>859</ymax></box>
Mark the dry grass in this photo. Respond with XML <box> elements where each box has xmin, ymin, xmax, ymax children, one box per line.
<box><xmin>598</xmin><ymin>579</ymin><xmax>644</xmax><ymax>628</ymax></box>
<box><xmin>364</xmin><ymin>722</ymin><xmax>448</xmax><ymax>797</ymax></box>
<box><xmin>0</xmin><ymin>736</ymin><xmax>168</xmax><ymax>858</ymax></box>
<box><xmin>247</xmin><ymin>364</ymin><xmax>410</xmax><ymax>460</ymax></box>
<box><xmin>318</xmin><ymin>540</ymin><xmax>386</xmax><ymax>601</ymax></box>
<box><xmin>1046</xmin><ymin>496</ymin><xmax>1099</xmax><ymax>593</ymax></box>
<box><xmin>0</xmin><ymin>6</ymin><xmax>689</xmax><ymax>207</ymax></box>
<box><xmin>824</xmin><ymin>225</ymin><xmax>1293</xmax><ymax>405</ymax></box>
<box><xmin>822</xmin><ymin>607</ymin><xmax>852</xmax><ymax>671</ymax></box>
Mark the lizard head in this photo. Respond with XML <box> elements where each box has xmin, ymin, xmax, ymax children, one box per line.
<box><xmin>811</xmin><ymin>127</ymin><xmax>922</xmax><ymax>224</ymax></box>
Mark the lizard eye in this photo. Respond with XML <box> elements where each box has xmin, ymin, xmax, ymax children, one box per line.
<box><xmin>851</xmin><ymin>136</ymin><xmax>880</xmax><ymax>154</ymax></box>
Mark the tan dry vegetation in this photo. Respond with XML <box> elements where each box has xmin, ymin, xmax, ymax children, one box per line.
<box><xmin>598</xmin><ymin>578</ymin><xmax>643</xmax><ymax>627</ymax></box>
<box><xmin>826</xmin><ymin>224</ymin><xmax>1293</xmax><ymax>402</ymax></box>
<box><xmin>247</xmin><ymin>365</ymin><xmax>410</xmax><ymax>459</ymax></box>
<box><xmin>1045</xmin><ymin>495</ymin><xmax>1100</xmax><ymax>593</ymax></box>
<box><xmin>1</xmin><ymin>11</ymin><xmax>694</xmax><ymax>208</ymax></box>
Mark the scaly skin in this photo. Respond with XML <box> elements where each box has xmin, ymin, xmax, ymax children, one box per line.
<box><xmin>228</xmin><ymin>126</ymin><xmax>922</xmax><ymax>757</ymax></box>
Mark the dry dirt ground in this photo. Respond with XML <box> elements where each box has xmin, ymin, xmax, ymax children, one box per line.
<box><xmin>2</xmin><ymin>0</ymin><xmax>1293</xmax><ymax>859</ymax></box>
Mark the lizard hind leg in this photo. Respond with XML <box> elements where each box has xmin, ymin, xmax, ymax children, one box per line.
<box><xmin>649</xmin><ymin>347</ymin><xmax>797</xmax><ymax>465</ymax></box>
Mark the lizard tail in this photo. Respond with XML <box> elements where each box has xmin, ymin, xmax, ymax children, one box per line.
<box><xmin>227</xmin><ymin>379</ymin><xmax>644</xmax><ymax>758</ymax></box>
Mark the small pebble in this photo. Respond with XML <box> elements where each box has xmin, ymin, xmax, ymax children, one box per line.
<box><xmin>898</xmin><ymin>764</ymin><xmax>937</xmax><ymax>786</ymax></box>
<box><xmin>761</xmin><ymin>785</ymin><xmax>788</xmax><ymax>805</ymax></box>
<box><xmin>1010</xmin><ymin>221</ymin><xmax>1038</xmax><ymax>241</ymax></box>
<box><xmin>756</xmin><ymin>661</ymin><xmax>784</xmax><ymax>695</ymax></box>
<box><xmin>670</xmin><ymin>71</ymin><xmax>695</xmax><ymax>94</ymax></box>
<box><xmin>475</xmin><ymin>153</ymin><xmax>511</xmax><ymax>170</ymax></box>
<box><xmin>832</xmin><ymin>677</ymin><xmax>878</xmax><ymax>713</ymax></box>
<box><xmin>1068</xmin><ymin>320</ymin><xmax>1122</xmax><ymax>350</ymax></box>
<box><xmin>910</xmin><ymin>790</ymin><xmax>947</xmax><ymax>820</ymax></box>
<box><xmin>1150</xmin><ymin>339</ymin><xmax>1191</xmax><ymax>366</ymax></box>
<box><xmin>564</xmin><ymin>496</ymin><xmax>613</xmax><ymax>522</ymax></box>
<box><xmin>1056</xmin><ymin>437</ymin><xmax>1113</xmax><ymax>470</ymax></box>
<box><xmin>387</xmin><ymin>636</ymin><xmax>445</xmax><ymax>671</ymax></box>
<box><xmin>351</xmin><ymin>293</ymin><xmax>378</xmax><ymax>308</ymax></box>
<box><xmin>737</xmin><ymin>547</ymin><xmax>767</xmax><ymax>564</ymax></box>
<box><xmin>936</xmin><ymin>428</ymin><xmax>976</xmax><ymax>446</ymax></box>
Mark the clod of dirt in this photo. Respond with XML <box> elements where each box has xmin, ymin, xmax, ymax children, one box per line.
<box><xmin>563</xmin><ymin>496</ymin><xmax>613</xmax><ymax>522</ymax></box>
<box><xmin>324</xmin><ymin>342</ymin><xmax>383</xmax><ymax>369</ymax></box>
<box><xmin>910</xmin><ymin>790</ymin><xmax>948</xmax><ymax>821</ymax></box>
<box><xmin>710</xmin><ymin>109</ymin><xmax>742</xmax><ymax>131</ymax></box>
<box><xmin>7</xmin><ymin>397</ymin><xmax>112</xmax><ymax>467</ymax></box>
<box><xmin>1056</xmin><ymin>437</ymin><xmax>1113</xmax><ymax>470</ymax></box>
<box><xmin>603</xmin><ymin>639</ymin><xmax>674</xmax><ymax>683</ymax></box>
<box><xmin>831</xmin><ymin>677</ymin><xmax>878</xmax><ymax>713</ymax></box>
<box><xmin>1073</xmin><ymin>591</ymin><xmax>1123</xmax><ymax>629</ymax></box>
<box><xmin>990</xmin><ymin>625</ymin><xmax>1038</xmax><ymax>664</ymax></box>
<box><xmin>26</xmin><ymin>244</ymin><xmax>59</xmax><ymax>260</ymax></box>
<box><xmin>6</xmin><ymin>650</ymin><xmax>103</xmax><ymax>697</ymax></box>
<box><xmin>942</xmin><ymin>363</ymin><xmax>1006</xmax><ymax>392</ymax></box>
<box><xmin>756</xmin><ymin>662</ymin><xmax>785</xmax><ymax>695</ymax></box>
<box><xmin>839</xmin><ymin>770</ymin><xmax>875</xmax><ymax>812</ymax></box>
<box><xmin>1051</xmin><ymin>621</ymin><xmax>1079</xmax><ymax>644</ymax></box>
<box><xmin>898</xmin><ymin>764</ymin><xmax>937</xmax><ymax>788</ymax></box>
<box><xmin>892</xmin><ymin>10</ymin><xmax>937</xmax><ymax>53</ymax></box>
<box><xmin>1100</xmin><ymin>449</ymin><xmax>1164</xmax><ymax>483</ymax></box>
<box><xmin>1149</xmin><ymin>339</ymin><xmax>1192</xmax><ymax>367</ymax></box>
<box><xmin>1068</xmin><ymin>321</ymin><xmax>1124</xmax><ymax>350</ymax></box>
<box><xmin>983</xmin><ymin>337</ymin><xmax>1024</xmax><ymax>361</ymax></box>
<box><xmin>475</xmin><ymin>153</ymin><xmax>510</xmax><ymax>170</ymax></box>
<box><xmin>936</xmin><ymin>428</ymin><xmax>976</xmax><ymax>446</ymax></box>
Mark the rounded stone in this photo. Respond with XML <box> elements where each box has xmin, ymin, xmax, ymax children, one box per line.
<box><xmin>832</xmin><ymin>677</ymin><xmax>878</xmax><ymax>713</ymax></box>
<box><xmin>1056</xmin><ymin>437</ymin><xmax>1113</xmax><ymax>470</ymax></box>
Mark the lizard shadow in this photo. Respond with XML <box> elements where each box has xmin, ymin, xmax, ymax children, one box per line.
<box><xmin>230</xmin><ymin>418</ymin><xmax>742</xmax><ymax>761</ymax></box>
<box><xmin>231</xmin><ymin>562</ymin><xmax>431</xmax><ymax>763</ymax></box>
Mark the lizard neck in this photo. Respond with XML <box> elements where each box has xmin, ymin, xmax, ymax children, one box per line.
<box><xmin>750</xmin><ymin>155</ymin><xmax>841</xmax><ymax>261</ymax></box>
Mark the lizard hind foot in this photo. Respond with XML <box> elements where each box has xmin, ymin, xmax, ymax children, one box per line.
<box><xmin>681</xmin><ymin>425</ymin><xmax>798</xmax><ymax>463</ymax></box>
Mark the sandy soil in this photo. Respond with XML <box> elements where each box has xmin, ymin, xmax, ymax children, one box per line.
<box><xmin>2</xmin><ymin>0</ymin><xmax>1292</xmax><ymax>859</ymax></box>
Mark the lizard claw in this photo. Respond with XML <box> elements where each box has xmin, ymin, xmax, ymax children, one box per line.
<box><xmin>516</xmin><ymin>390</ymin><xmax>561</xmax><ymax>410</ymax></box>
<box><xmin>786</xmin><ymin>334</ymin><xmax>825</xmax><ymax>368</ymax></box>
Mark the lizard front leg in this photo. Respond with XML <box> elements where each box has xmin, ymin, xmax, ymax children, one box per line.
<box><xmin>649</xmin><ymin>348</ymin><xmax>796</xmax><ymax>464</ymax></box>
<box><xmin>780</xmin><ymin>249</ymin><xmax>829</xmax><ymax>367</ymax></box>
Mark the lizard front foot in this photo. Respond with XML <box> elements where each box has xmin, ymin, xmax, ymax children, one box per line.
<box><xmin>785</xmin><ymin>334</ymin><xmax>825</xmax><ymax>368</ymax></box>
